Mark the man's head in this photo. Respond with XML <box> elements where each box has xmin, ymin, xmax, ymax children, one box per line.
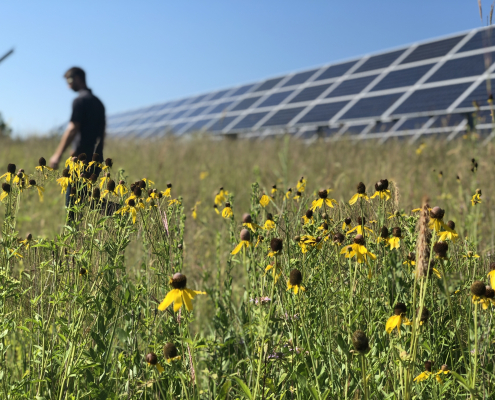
<box><xmin>64</xmin><ymin>67</ymin><xmax>87</xmax><ymax>92</ymax></box>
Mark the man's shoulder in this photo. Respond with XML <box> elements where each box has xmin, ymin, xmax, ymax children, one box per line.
<box><xmin>74</xmin><ymin>89</ymin><xmax>104</xmax><ymax>108</ymax></box>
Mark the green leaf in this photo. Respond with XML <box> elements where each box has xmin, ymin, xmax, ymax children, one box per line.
<box><xmin>215</xmin><ymin>379</ymin><xmax>231</xmax><ymax>400</ymax></box>
<box><xmin>232</xmin><ymin>376</ymin><xmax>252</xmax><ymax>400</ymax></box>
<box><xmin>308</xmin><ymin>386</ymin><xmax>320</xmax><ymax>400</ymax></box>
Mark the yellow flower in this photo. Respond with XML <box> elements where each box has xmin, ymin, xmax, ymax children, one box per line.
<box><xmin>191</xmin><ymin>201</ymin><xmax>200</xmax><ymax>220</ymax></box>
<box><xmin>19</xmin><ymin>233</ymin><xmax>33</xmax><ymax>249</ymax></box>
<box><xmin>435</xmin><ymin>365</ymin><xmax>451</xmax><ymax>383</ymax></box>
<box><xmin>259</xmin><ymin>194</ymin><xmax>271</xmax><ymax>207</ymax></box>
<box><xmin>414</xmin><ymin>371</ymin><xmax>432</xmax><ymax>382</ymax></box>
<box><xmin>462</xmin><ymin>251</ymin><xmax>479</xmax><ymax>259</ymax></box>
<box><xmin>488</xmin><ymin>269</ymin><xmax>495</xmax><ymax>289</ymax></box>
<box><xmin>213</xmin><ymin>204</ymin><xmax>220</xmax><ymax>215</ymax></box>
<box><xmin>471</xmin><ymin>191</ymin><xmax>482</xmax><ymax>206</ymax></box>
<box><xmin>271</xmin><ymin>185</ymin><xmax>277</xmax><ymax>195</ymax></box>
<box><xmin>231</xmin><ymin>240</ymin><xmax>250</xmax><ymax>255</ymax></box>
<box><xmin>265</xmin><ymin>264</ymin><xmax>281</xmax><ymax>282</ymax></box>
<box><xmin>428</xmin><ymin>206</ymin><xmax>446</xmax><ymax>232</ymax></box>
<box><xmin>342</xmin><ymin>218</ymin><xmax>351</xmax><ymax>231</ymax></box>
<box><xmin>285</xmin><ymin>188</ymin><xmax>292</xmax><ymax>199</ymax></box>
<box><xmin>158</xmin><ymin>273</ymin><xmax>206</xmax><ymax>313</ymax></box>
<box><xmin>1</xmin><ymin>164</ymin><xmax>16</xmax><ymax>183</ymax></box>
<box><xmin>222</xmin><ymin>205</ymin><xmax>233</xmax><ymax>219</ymax></box>
<box><xmin>370</xmin><ymin>179</ymin><xmax>391</xmax><ymax>200</ymax></box>
<box><xmin>287</xmin><ymin>269</ymin><xmax>305</xmax><ymax>294</ymax></box>
<box><xmin>385</xmin><ymin>303</ymin><xmax>411</xmax><ymax>334</ymax></box>
<box><xmin>214</xmin><ymin>187</ymin><xmax>229</xmax><ymax>205</ymax></box>
<box><xmin>349</xmin><ymin>182</ymin><xmax>369</xmax><ymax>205</ymax></box>
<box><xmin>296</xmin><ymin>176</ymin><xmax>306</xmax><ymax>192</ymax></box>
<box><xmin>300</xmin><ymin>235</ymin><xmax>323</xmax><ymax>252</ymax></box>
<box><xmin>115</xmin><ymin>182</ymin><xmax>128</xmax><ymax>197</ymax></box>
<box><xmin>340</xmin><ymin>235</ymin><xmax>376</xmax><ymax>264</ymax></box>
<box><xmin>199</xmin><ymin>171</ymin><xmax>209</xmax><ymax>180</ymax></box>
<box><xmin>115</xmin><ymin>198</ymin><xmax>144</xmax><ymax>224</ymax></box>
<box><xmin>416</xmin><ymin>143</ymin><xmax>426</xmax><ymax>155</ymax></box>
<box><xmin>438</xmin><ymin>220</ymin><xmax>458</xmax><ymax>241</ymax></box>
<box><xmin>386</xmin><ymin>227</ymin><xmax>402</xmax><ymax>250</ymax></box>
<box><xmin>263</xmin><ymin>214</ymin><xmax>276</xmax><ymax>230</ymax></box>
<box><xmin>28</xmin><ymin>179</ymin><xmax>44</xmax><ymax>202</ymax></box>
<box><xmin>302</xmin><ymin>209</ymin><xmax>314</xmax><ymax>225</ymax></box>
<box><xmin>163</xmin><ymin>343</ymin><xmax>181</xmax><ymax>363</ymax></box>
<box><xmin>0</xmin><ymin>183</ymin><xmax>11</xmax><ymax>201</ymax></box>
<box><xmin>293</xmin><ymin>191</ymin><xmax>301</xmax><ymax>201</ymax></box>
<box><xmin>311</xmin><ymin>189</ymin><xmax>337</xmax><ymax>210</ymax></box>
<box><xmin>56</xmin><ymin>169</ymin><xmax>71</xmax><ymax>194</ymax></box>
<box><xmin>346</xmin><ymin>217</ymin><xmax>373</xmax><ymax>236</ymax></box>
<box><xmin>162</xmin><ymin>183</ymin><xmax>173</xmax><ymax>199</ymax></box>
<box><xmin>168</xmin><ymin>199</ymin><xmax>181</xmax><ymax>206</ymax></box>
<box><xmin>146</xmin><ymin>353</ymin><xmax>165</xmax><ymax>373</ymax></box>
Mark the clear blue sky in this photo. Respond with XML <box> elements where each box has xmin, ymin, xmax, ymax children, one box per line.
<box><xmin>0</xmin><ymin>1</ymin><xmax>490</xmax><ymax>135</ymax></box>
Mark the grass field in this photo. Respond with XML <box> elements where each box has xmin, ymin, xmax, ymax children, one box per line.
<box><xmin>1</xmin><ymin>134</ymin><xmax>495</xmax><ymax>398</ymax></box>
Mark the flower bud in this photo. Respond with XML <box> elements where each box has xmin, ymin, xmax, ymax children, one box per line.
<box><xmin>318</xmin><ymin>189</ymin><xmax>328</xmax><ymax>199</ymax></box>
<box><xmin>240</xmin><ymin>229</ymin><xmax>251</xmax><ymax>241</ymax></box>
<box><xmin>354</xmin><ymin>234</ymin><xmax>365</xmax><ymax>245</ymax></box>
<box><xmin>471</xmin><ymin>281</ymin><xmax>486</xmax><ymax>297</ymax></box>
<box><xmin>433</xmin><ymin>241</ymin><xmax>448</xmax><ymax>258</ymax></box>
<box><xmin>7</xmin><ymin>164</ymin><xmax>16</xmax><ymax>174</ymax></box>
<box><xmin>289</xmin><ymin>269</ymin><xmax>302</xmax><ymax>286</ymax></box>
<box><xmin>394</xmin><ymin>302</ymin><xmax>407</xmax><ymax>315</ymax></box>
<box><xmin>164</xmin><ymin>342</ymin><xmax>178</xmax><ymax>360</ymax></box>
<box><xmin>430</xmin><ymin>206</ymin><xmax>444</xmax><ymax>219</ymax></box>
<box><xmin>146</xmin><ymin>352</ymin><xmax>158</xmax><ymax>365</ymax></box>
<box><xmin>357</xmin><ymin>182</ymin><xmax>366</xmax><ymax>194</ymax></box>
<box><xmin>105</xmin><ymin>158</ymin><xmax>113</xmax><ymax>167</ymax></box>
<box><xmin>171</xmin><ymin>272</ymin><xmax>187</xmax><ymax>289</ymax></box>
<box><xmin>270</xmin><ymin>238</ymin><xmax>283</xmax><ymax>252</ymax></box>
<box><xmin>392</xmin><ymin>227</ymin><xmax>401</xmax><ymax>238</ymax></box>
<box><xmin>38</xmin><ymin>157</ymin><xmax>46</xmax><ymax>166</ymax></box>
<box><xmin>242</xmin><ymin>213</ymin><xmax>252</xmax><ymax>223</ymax></box>
<box><xmin>351</xmin><ymin>330</ymin><xmax>369</xmax><ymax>352</ymax></box>
<box><xmin>78</xmin><ymin>153</ymin><xmax>87</xmax><ymax>161</ymax></box>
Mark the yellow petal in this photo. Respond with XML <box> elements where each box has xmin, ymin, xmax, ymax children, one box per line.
<box><xmin>173</xmin><ymin>293</ymin><xmax>183</xmax><ymax>312</ymax></box>
<box><xmin>156</xmin><ymin>363</ymin><xmax>164</xmax><ymax>373</ymax></box>
<box><xmin>158</xmin><ymin>289</ymin><xmax>180</xmax><ymax>311</ymax></box>
<box><xmin>349</xmin><ymin>193</ymin><xmax>359</xmax><ymax>205</ymax></box>
<box><xmin>386</xmin><ymin>315</ymin><xmax>400</xmax><ymax>334</ymax></box>
<box><xmin>182</xmin><ymin>290</ymin><xmax>194</xmax><ymax>311</ymax></box>
<box><xmin>231</xmin><ymin>242</ymin><xmax>244</xmax><ymax>255</ymax></box>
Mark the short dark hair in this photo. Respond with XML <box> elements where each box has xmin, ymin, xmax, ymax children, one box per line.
<box><xmin>64</xmin><ymin>67</ymin><xmax>86</xmax><ymax>83</ymax></box>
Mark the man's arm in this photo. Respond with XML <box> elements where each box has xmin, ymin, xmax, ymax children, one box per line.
<box><xmin>49</xmin><ymin>121</ymin><xmax>80</xmax><ymax>169</ymax></box>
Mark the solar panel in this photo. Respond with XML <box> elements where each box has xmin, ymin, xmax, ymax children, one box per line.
<box><xmin>107</xmin><ymin>26</ymin><xmax>495</xmax><ymax>141</ymax></box>
<box><xmin>400</xmin><ymin>35</ymin><xmax>465</xmax><ymax>64</ymax></box>
<box><xmin>341</xmin><ymin>93</ymin><xmax>404</xmax><ymax>120</ymax></box>
<box><xmin>314</xmin><ymin>61</ymin><xmax>357</xmax><ymax>81</ymax></box>
<box><xmin>232</xmin><ymin>112</ymin><xmax>270</xmax><ymax>129</ymax></box>
<box><xmin>289</xmin><ymin>83</ymin><xmax>332</xmax><ymax>103</ymax></box>
<box><xmin>427</xmin><ymin>53</ymin><xmax>493</xmax><ymax>83</ymax></box>
<box><xmin>262</xmin><ymin>107</ymin><xmax>306</xmax><ymax>127</ymax></box>
<box><xmin>371</xmin><ymin>64</ymin><xmax>433</xmax><ymax>91</ymax></box>
<box><xmin>326</xmin><ymin>75</ymin><xmax>378</xmax><ymax>98</ymax></box>
<box><xmin>354</xmin><ymin>50</ymin><xmax>404</xmax><ymax>73</ymax></box>
<box><xmin>296</xmin><ymin>101</ymin><xmax>349</xmax><ymax>124</ymax></box>
<box><xmin>257</xmin><ymin>90</ymin><xmax>293</xmax><ymax>108</ymax></box>
<box><xmin>344</xmin><ymin>125</ymin><xmax>368</xmax><ymax>135</ymax></box>
<box><xmin>282</xmin><ymin>69</ymin><xmax>318</xmax><ymax>87</ymax></box>
<box><xmin>253</xmin><ymin>77</ymin><xmax>284</xmax><ymax>92</ymax></box>
<box><xmin>393</xmin><ymin>83</ymin><xmax>471</xmax><ymax>115</ymax></box>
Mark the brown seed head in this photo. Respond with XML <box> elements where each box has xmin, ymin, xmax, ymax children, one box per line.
<box><xmin>407</xmin><ymin>252</ymin><xmax>416</xmax><ymax>262</ymax></box>
<box><xmin>417</xmin><ymin>307</ymin><xmax>430</xmax><ymax>323</ymax></box>
<box><xmin>357</xmin><ymin>182</ymin><xmax>366</xmax><ymax>194</ymax></box>
<box><xmin>305</xmin><ymin>209</ymin><xmax>313</xmax><ymax>219</ymax></box>
<box><xmin>71</xmin><ymin>156</ymin><xmax>78</xmax><ymax>162</ymax></box>
<box><xmin>240</xmin><ymin>229</ymin><xmax>251</xmax><ymax>241</ymax></box>
<box><xmin>70</xmin><ymin>187</ymin><xmax>77</xmax><ymax>196</ymax></box>
<box><xmin>289</xmin><ymin>269</ymin><xmax>303</xmax><ymax>286</ymax></box>
<box><xmin>29</xmin><ymin>179</ymin><xmax>36</xmax><ymax>186</ymax></box>
<box><xmin>77</xmin><ymin>153</ymin><xmax>87</xmax><ymax>161</ymax></box>
<box><xmin>318</xmin><ymin>189</ymin><xmax>328</xmax><ymax>199</ymax></box>
<box><xmin>2</xmin><ymin>183</ymin><xmax>10</xmax><ymax>193</ymax></box>
<box><xmin>430</xmin><ymin>206</ymin><xmax>445</xmax><ymax>220</ymax></box>
<box><xmin>424</xmin><ymin>361</ymin><xmax>433</xmax><ymax>372</ymax></box>
<box><xmin>351</xmin><ymin>330</ymin><xmax>369</xmax><ymax>352</ymax></box>
<box><xmin>171</xmin><ymin>273</ymin><xmax>187</xmax><ymax>289</ymax></box>
<box><xmin>441</xmin><ymin>364</ymin><xmax>449</xmax><ymax>371</ymax></box>
<box><xmin>128</xmin><ymin>199</ymin><xmax>136</xmax><ymax>207</ymax></box>
<box><xmin>380</xmin><ymin>226</ymin><xmax>389</xmax><ymax>238</ymax></box>
<box><xmin>476</xmin><ymin>188</ymin><xmax>482</xmax><ymax>195</ymax></box>
<box><xmin>38</xmin><ymin>157</ymin><xmax>46</xmax><ymax>166</ymax></box>
<box><xmin>92</xmin><ymin>153</ymin><xmax>100</xmax><ymax>162</ymax></box>
<box><xmin>357</xmin><ymin>216</ymin><xmax>366</xmax><ymax>225</ymax></box>
<box><xmin>62</xmin><ymin>168</ymin><xmax>70</xmax><ymax>178</ymax></box>
<box><xmin>296</xmin><ymin>190</ymin><xmax>302</xmax><ymax>196</ymax></box>
<box><xmin>394</xmin><ymin>302</ymin><xmax>407</xmax><ymax>316</ymax></box>
<box><xmin>344</xmin><ymin>217</ymin><xmax>352</xmax><ymax>225</ymax></box>
<box><xmin>447</xmin><ymin>220</ymin><xmax>455</xmax><ymax>230</ymax></box>
<box><xmin>80</xmin><ymin>267</ymin><xmax>87</xmax><ymax>276</ymax></box>
<box><xmin>333</xmin><ymin>232</ymin><xmax>345</xmax><ymax>244</ymax></box>
<box><xmin>433</xmin><ymin>241</ymin><xmax>448</xmax><ymax>258</ymax></box>
<box><xmin>26</xmin><ymin>233</ymin><xmax>32</xmax><ymax>240</ymax></box>
<box><xmin>266</xmin><ymin>213</ymin><xmax>273</xmax><ymax>221</ymax></box>
<box><xmin>485</xmin><ymin>286</ymin><xmax>495</xmax><ymax>299</ymax></box>
<box><xmin>138</xmin><ymin>180</ymin><xmax>146</xmax><ymax>189</ymax></box>
<box><xmin>270</xmin><ymin>238</ymin><xmax>283</xmax><ymax>252</ymax></box>
<box><xmin>225</xmin><ymin>202</ymin><xmax>231</xmax><ymax>208</ymax></box>
<box><xmin>167</xmin><ymin>183</ymin><xmax>172</xmax><ymax>188</ymax></box>
<box><xmin>107</xmin><ymin>180</ymin><xmax>116</xmax><ymax>192</ymax></box>
<box><xmin>471</xmin><ymin>281</ymin><xmax>486</xmax><ymax>297</ymax></box>
<box><xmin>322</xmin><ymin>222</ymin><xmax>328</xmax><ymax>230</ymax></box>
<box><xmin>119</xmin><ymin>180</ymin><xmax>125</xmax><ymax>185</ymax></box>
<box><xmin>392</xmin><ymin>227</ymin><xmax>402</xmax><ymax>238</ymax></box>
<box><xmin>294</xmin><ymin>235</ymin><xmax>301</xmax><ymax>242</ymax></box>
<box><xmin>146</xmin><ymin>352</ymin><xmax>158</xmax><ymax>365</ymax></box>
<box><xmin>92</xmin><ymin>188</ymin><xmax>100</xmax><ymax>199</ymax></box>
<box><xmin>7</xmin><ymin>164</ymin><xmax>16</xmax><ymax>174</ymax></box>
<box><xmin>90</xmin><ymin>174</ymin><xmax>98</xmax><ymax>183</ymax></box>
<box><xmin>354</xmin><ymin>234</ymin><xmax>365</xmax><ymax>245</ymax></box>
<box><xmin>242</xmin><ymin>213</ymin><xmax>252</xmax><ymax>223</ymax></box>
<box><xmin>133</xmin><ymin>187</ymin><xmax>142</xmax><ymax>197</ymax></box>
<box><xmin>105</xmin><ymin>158</ymin><xmax>113</xmax><ymax>167</ymax></box>
<box><xmin>164</xmin><ymin>342</ymin><xmax>178</xmax><ymax>359</ymax></box>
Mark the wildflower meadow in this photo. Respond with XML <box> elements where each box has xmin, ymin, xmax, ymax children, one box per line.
<box><xmin>1</xmin><ymin>134</ymin><xmax>495</xmax><ymax>399</ymax></box>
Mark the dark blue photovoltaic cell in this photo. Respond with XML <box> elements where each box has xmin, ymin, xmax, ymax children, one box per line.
<box><xmin>232</xmin><ymin>112</ymin><xmax>269</xmax><ymax>129</ymax></box>
<box><xmin>354</xmin><ymin>50</ymin><xmax>405</xmax><ymax>73</ymax></box>
<box><xmin>344</xmin><ymin>125</ymin><xmax>368</xmax><ymax>135</ymax></box>
<box><xmin>209</xmin><ymin>89</ymin><xmax>231</xmax><ymax>101</ymax></box>
<box><xmin>396</xmin><ymin>116</ymin><xmax>430</xmax><ymax>130</ymax></box>
<box><xmin>314</xmin><ymin>61</ymin><xmax>357</xmax><ymax>81</ymax></box>
<box><xmin>187</xmin><ymin>106</ymin><xmax>209</xmax><ymax>117</ymax></box>
<box><xmin>369</xmin><ymin>121</ymin><xmax>398</xmax><ymax>133</ymax></box>
<box><xmin>371</xmin><ymin>64</ymin><xmax>433</xmax><ymax>91</ymax></box>
<box><xmin>185</xmin><ymin>118</ymin><xmax>213</xmax><ymax>132</ymax></box>
<box><xmin>207</xmin><ymin>101</ymin><xmax>233</xmax><ymax>114</ymax></box>
<box><xmin>262</xmin><ymin>107</ymin><xmax>306</xmax><ymax>127</ymax></box>
<box><xmin>257</xmin><ymin>90</ymin><xmax>293</xmax><ymax>108</ymax></box>
<box><xmin>289</xmin><ymin>84</ymin><xmax>332</xmax><ymax>103</ymax></box>
<box><xmin>341</xmin><ymin>93</ymin><xmax>403</xmax><ymax>119</ymax></box>
<box><xmin>231</xmin><ymin>96</ymin><xmax>262</xmax><ymax>111</ymax></box>
<box><xmin>458</xmin><ymin>27</ymin><xmax>495</xmax><ymax>53</ymax></box>
<box><xmin>455</xmin><ymin>81</ymin><xmax>490</xmax><ymax>108</ymax></box>
<box><xmin>209</xmin><ymin>116</ymin><xmax>238</xmax><ymax>131</ymax></box>
<box><xmin>296</xmin><ymin>101</ymin><xmax>349</xmax><ymax>124</ymax></box>
<box><xmin>326</xmin><ymin>75</ymin><xmax>378</xmax><ymax>98</ymax></box>
<box><xmin>169</xmin><ymin>109</ymin><xmax>188</xmax><ymax>120</ymax></box>
<box><xmin>427</xmin><ymin>53</ymin><xmax>493</xmax><ymax>83</ymax></box>
<box><xmin>393</xmin><ymin>83</ymin><xmax>471</xmax><ymax>114</ymax></box>
<box><xmin>400</xmin><ymin>35</ymin><xmax>465</xmax><ymax>64</ymax></box>
<box><xmin>430</xmin><ymin>114</ymin><xmax>465</xmax><ymax>127</ymax></box>
<box><xmin>282</xmin><ymin>69</ymin><xmax>319</xmax><ymax>87</ymax></box>
<box><xmin>253</xmin><ymin>77</ymin><xmax>284</xmax><ymax>92</ymax></box>
<box><xmin>230</xmin><ymin>84</ymin><xmax>254</xmax><ymax>97</ymax></box>
<box><xmin>188</xmin><ymin>94</ymin><xmax>210</xmax><ymax>105</ymax></box>
<box><xmin>171</xmin><ymin>122</ymin><xmax>188</xmax><ymax>133</ymax></box>
<box><xmin>173</xmin><ymin>98</ymin><xmax>190</xmax><ymax>108</ymax></box>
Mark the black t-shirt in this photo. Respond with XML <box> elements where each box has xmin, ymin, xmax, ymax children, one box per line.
<box><xmin>70</xmin><ymin>88</ymin><xmax>105</xmax><ymax>158</ymax></box>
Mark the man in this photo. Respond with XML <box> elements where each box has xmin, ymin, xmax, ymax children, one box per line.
<box><xmin>49</xmin><ymin>67</ymin><xmax>105</xmax><ymax>169</ymax></box>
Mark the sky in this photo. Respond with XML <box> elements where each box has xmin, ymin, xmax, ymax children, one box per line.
<box><xmin>0</xmin><ymin>0</ymin><xmax>492</xmax><ymax>136</ymax></box>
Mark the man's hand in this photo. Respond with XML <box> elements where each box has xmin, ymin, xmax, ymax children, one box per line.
<box><xmin>49</xmin><ymin>154</ymin><xmax>60</xmax><ymax>169</ymax></box>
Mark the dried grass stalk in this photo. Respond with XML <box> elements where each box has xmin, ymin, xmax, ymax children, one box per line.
<box><xmin>416</xmin><ymin>198</ymin><xmax>431</xmax><ymax>278</ymax></box>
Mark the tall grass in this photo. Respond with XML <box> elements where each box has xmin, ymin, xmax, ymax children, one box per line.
<box><xmin>0</xmin><ymin>134</ymin><xmax>494</xmax><ymax>398</ymax></box>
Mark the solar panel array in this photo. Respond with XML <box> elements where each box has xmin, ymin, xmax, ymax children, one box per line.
<box><xmin>107</xmin><ymin>26</ymin><xmax>495</xmax><ymax>142</ymax></box>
